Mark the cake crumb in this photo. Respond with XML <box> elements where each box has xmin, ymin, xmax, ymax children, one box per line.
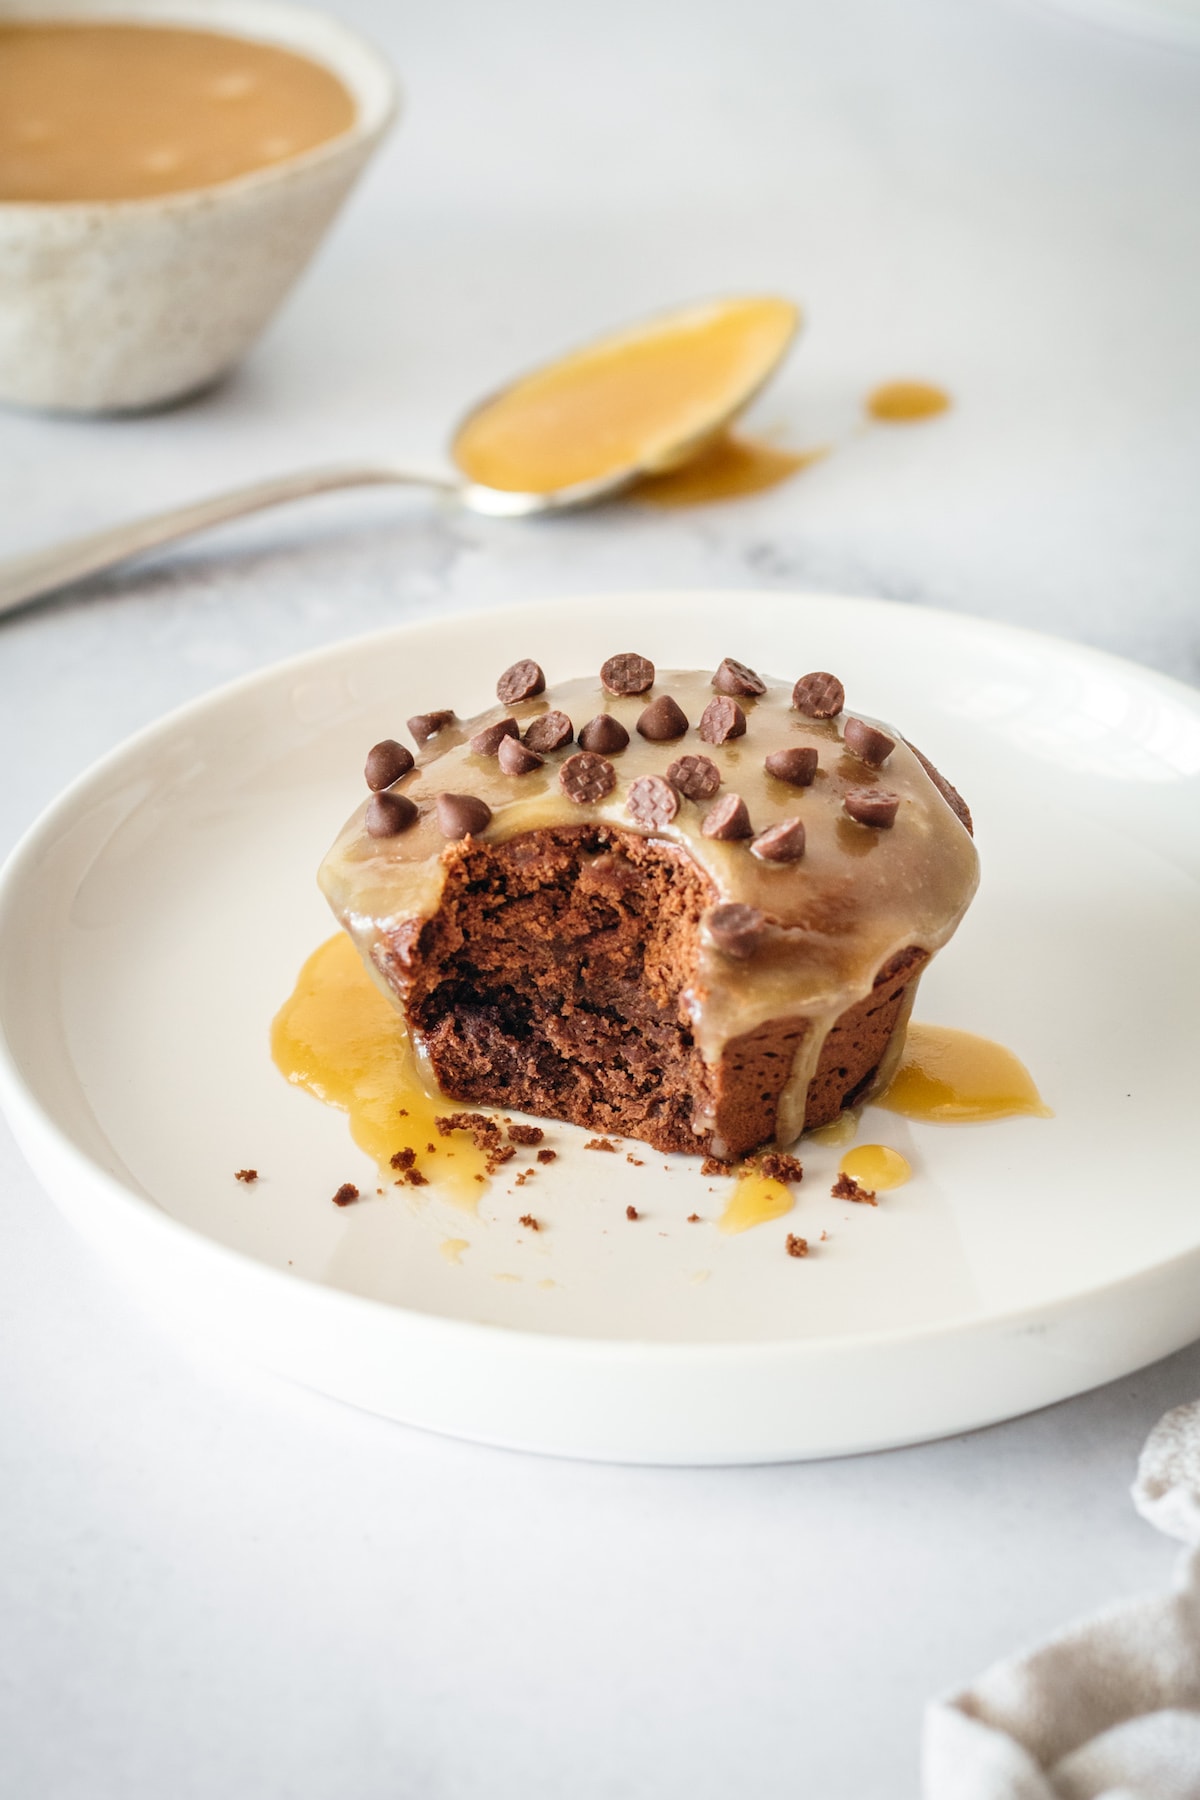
<box><xmin>626</xmin><ymin>1205</ymin><xmax>639</xmax><ymax>1221</ymax></box>
<box><xmin>519</xmin><ymin>1214</ymin><xmax>540</xmax><ymax>1231</ymax></box>
<box><xmin>820</xmin><ymin>1230</ymin><xmax>829</xmax><ymax>1241</ymax></box>
<box><xmin>332</xmin><ymin>1183</ymin><xmax>359</xmax><ymax>1207</ymax></box>
<box><xmin>760</xmin><ymin>1153</ymin><xmax>804</xmax><ymax>1185</ymax></box>
<box><xmin>514</xmin><ymin>1169</ymin><xmax>536</xmax><ymax>1187</ymax></box>
<box><xmin>234</xmin><ymin>1168</ymin><xmax>258</xmax><ymax>1184</ymax></box>
<box><xmin>389</xmin><ymin>1147</ymin><xmax>416</xmax><ymax>1171</ymax></box>
<box><xmin>701</xmin><ymin>1156</ymin><xmax>732</xmax><ymax>1177</ymax></box>
<box><xmin>397</xmin><ymin>1109</ymin><xmax>408</xmax><ymax>1117</ymax></box>
<box><xmin>687</xmin><ymin>1213</ymin><xmax>701</xmax><ymax>1223</ymax></box>
<box><xmin>626</xmin><ymin>1154</ymin><xmax>644</xmax><ymax>1166</ymax></box>
<box><xmin>536</xmin><ymin>1148</ymin><xmax>557</xmax><ymax>1165</ymax></box>
<box><xmin>508</xmin><ymin>1124</ymin><xmax>544</xmax><ymax>1146</ymax></box>
<box><xmin>586</xmin><ymin>1137</ymin><xmax>618</xmax><ymax>1153</ymax></box>
<box><xmin>786</xmin><ymin>1233</ymin><xmax>809</xmax><ymax>1258</ymax></box>
<box><xmin>426</xmin><ymin>1143</ymin><xmax>436</xmax><ymax>1154</ymax></box>
<box><xmin>831</xmin><ymin>1172</ymin><xmax>877</xmax><ymax>1205</ymax></box>
<box><xmin>403</xmin><ymin>1168</ymin><xmax>428</xmax><ymax>1188</ymax></box>
<box><xmin>437</xmin><ymin>1112</ymin><xmax>504</xmax><ymax>1153</ymax></box>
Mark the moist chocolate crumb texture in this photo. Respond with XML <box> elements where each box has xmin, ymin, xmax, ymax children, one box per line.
<box><xmin>320</xmin><ymin>659</ymin><xmax>979</xmax><ymax>1160</ymax></box>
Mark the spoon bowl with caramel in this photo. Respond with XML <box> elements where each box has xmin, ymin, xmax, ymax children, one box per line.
<box><xmin>0</xmin><ymin>294</ymin><xmax>800</xmax><ymax>619</ymax></box>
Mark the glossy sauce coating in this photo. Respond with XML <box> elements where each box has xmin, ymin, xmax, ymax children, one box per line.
<box><xmin>877</xmin><ymin>1023</ymin><xmax>1051</xmax><ymax>1122</ymax></box>
<box><xmin>321</xmin><ymin>667</ymin><xmax>980</xmax><ymax>1147</ymax></box>
<box><xmin>0</xmin><ymin>24</ymin><xmax>356</xmax><ymax>202</ymax></box>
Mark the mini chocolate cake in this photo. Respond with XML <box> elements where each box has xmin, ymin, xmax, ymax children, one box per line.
<box><xmin>320</xmin><ymin>657</ymin><xmax>979</xmax><ymax>1159</ymax></box>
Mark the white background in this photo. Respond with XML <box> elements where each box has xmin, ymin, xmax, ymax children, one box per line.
<box><xmin>1</xmin><ymin>0</ymin><xmax>1198</xmax><ymax>1794</ymax></box>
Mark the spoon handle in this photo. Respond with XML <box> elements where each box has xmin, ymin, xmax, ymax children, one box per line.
<box><xmin>0</xmin><ymin>463</ymin><xmax>458</xmax><ymax>621</ymax></box>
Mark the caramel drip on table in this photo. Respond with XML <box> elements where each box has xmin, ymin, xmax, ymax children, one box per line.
<box><xmin>633</xmin><ymin>434</ymin><xmax>827</xmax><ymax>506</ymax></box>
<box><xmin>877</xmin><ymin>1024</ymin><xmax>1051</xmax><ymax>1123</ymax></box>
<box><xmin>865</xmin><ymin>381</ymin><xmax>951</xmax><ymax>424</ymax></box>
<box><xmin>270</xmin><ymin>934</ymin><xmax>488</xmax><ymax>1205</ymax></box>
<box><xmin>0</xmin><ymin>24</ymin><xmax>356</xmax><ymax>203</ymax></box>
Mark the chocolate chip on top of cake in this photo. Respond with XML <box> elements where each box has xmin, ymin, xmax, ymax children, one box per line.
<box><xmin>319</xmin><ymin>657</ymin><xmax>979</xmax><ymax>1159</ymax></box>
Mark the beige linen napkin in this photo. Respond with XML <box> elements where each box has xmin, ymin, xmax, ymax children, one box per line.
<box><xmin>922</xmin><ymin>1399</ymin><xmax>1200</xmax><ymax>1799</ymax></box>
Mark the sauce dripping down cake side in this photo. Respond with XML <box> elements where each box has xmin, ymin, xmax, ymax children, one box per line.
<box><xmin>319</xmin><ymin>658</ymin><xmax>979</xmax><ymax>1160</ymax></box>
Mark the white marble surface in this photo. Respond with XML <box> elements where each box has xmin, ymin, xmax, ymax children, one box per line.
<box><xmin>1</xmin><ymin>1</ymin><xmax>1197</xmax><ymax>1795</ymax></box>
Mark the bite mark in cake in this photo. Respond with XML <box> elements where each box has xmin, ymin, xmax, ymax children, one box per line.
<box><xmin>320</xmin><ymin>655</ymin><xmax>979</xmax><ymax>1159</ymax></box>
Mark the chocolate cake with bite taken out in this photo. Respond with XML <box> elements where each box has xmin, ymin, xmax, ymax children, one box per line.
<box><xmin>319</xmin><ymin>655</ymin><xmax>978</xmax><ymax>1160</ymax></box>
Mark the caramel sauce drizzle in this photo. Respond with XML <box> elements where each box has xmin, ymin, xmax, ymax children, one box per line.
<box><xmin>320</xmin><ymin>668</ymin><xmax>979</xmax><ymax>1150</ymax></box>
<box><xmin>634</xmin><ymin>436</ymin><xmax>828</xmax><ymax>506</ymax></box>
<box><xmin>876</xmin><ymin>1023</ymin><xmax>1051</xmax><ymax>1123</ymax></box>
<box><xmin>270</xmin><ymin>934</ymin><xmax>488</xmax><ymax>1206</ymax></box>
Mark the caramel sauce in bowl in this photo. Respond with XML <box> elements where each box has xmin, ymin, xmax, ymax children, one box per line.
<box><xmin>0</xmin><ymin>1</ymin><xmax>398</xmax><ymax>411</ymax></box>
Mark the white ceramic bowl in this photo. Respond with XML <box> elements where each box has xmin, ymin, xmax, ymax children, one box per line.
<box><xmin>0</xmin><ymin>0</ymin><xmax>398</xmax><ymax>412</ymax></box>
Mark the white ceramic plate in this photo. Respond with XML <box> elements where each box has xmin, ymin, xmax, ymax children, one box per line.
<box><xmin>2</xmin><ymin>593</ymin><xmax>1198</xmax><ymax>1463</ymax></box>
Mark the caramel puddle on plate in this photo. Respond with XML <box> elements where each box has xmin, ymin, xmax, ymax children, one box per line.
<box><xmin>877</xmin><ymin>1024</ymin><xmax>1052</xmax><ymax>1124</ymax></box>
<box><xmin>633</xmin><ymin>433</ymin><xmax>829</xmax><ymax>505</ymax></box>
<box><xmin>271</xmin><ymin>935</ymin><xmax>488</xmax><ymax>1206</ymax></box>
<box><xmin>839</xmin><ymin>1144</ymin><xmax>912</xmax><ymax>1191</ymax></box>
<box><xmin>718</xmin><ymin>1173</ymin><xmax>794</xmax><ymax>1235</ymax></box>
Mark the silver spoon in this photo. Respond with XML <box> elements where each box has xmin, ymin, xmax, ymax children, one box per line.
<box><xmin>0</xmin><ymin>296</ymin><xmax>798</xmax><ymax>621</ymax></box>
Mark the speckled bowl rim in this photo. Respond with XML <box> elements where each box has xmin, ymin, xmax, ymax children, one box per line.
<box><xmin>0</xmin><ymin>0</ymin><xmax>400</xmax><ymax>216</ymax></box>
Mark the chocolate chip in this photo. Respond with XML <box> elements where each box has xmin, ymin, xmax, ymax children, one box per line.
<box><xmin>698</xmin><ymin>696</ymin><xmax>747</xmax><ymax>745</ymax></box>
<box><xmin>364</xmin><ymin>739</ymin><xmax>414</xmax><ymax>791</ymax></box>
<box><xmin>636</xmin><ymin>694</ymin><xmax>689</xmax><ymax>741</ymax></box>
<box><xmin>843</xmin><ymin>788</ymin><xmax>900</xmax><ymax>828</ymax></box>
<box><xmin>764</xmin><ymin>746</ymin><xmax>818</xmax><ymax>787</ymax></box>
<box><xmin>666</xmin><ymin>753</ymin><xmax>721</xmax><ymax>800</ymax></box>
<box><xmin>601</xmin><ymin>653</ymin><xmax>655</xmax><ymax>695</ymax></box>
<box><xmin>559</xmin><ymin>751</ymin><xmax>616</xmax><ymax>803</ymax></box>
<box><xmin>705</xmin><ymin>902</ymin><xmax>766</xmax><ymax>958</ymax></box>
<box><xmin>842</xmin><ymin>717</ymin><xmax>895</xmax><ymax>768</ymax></box>
<box><xmin>366</xmin><ymin>791</ymin><xmax>418</xmax><ymax>837</ymax></box>
<box><xmin>523</xmin><ymin>710</ymin><xmax>574</xmax><ymax>753</ymax></box>
<box><xmin>626</xmin><ymin>775</ymin><xmax>679</xmax><ymax>828</ymax></box>
<box><xmin>496</xmin><ymin>659</ymin><xmax>545</xmax><ymax>705</ymax></box>
<box><xmin>436</xmin><ymin>793</ymin><xmax>492</xmax><ymax>838</ymax></box>
<box><xmin>469</xmin><ymin>717</ymin><xmax>520</xmax><ymax>756</ymax></box>
<box><xmin>578</xmin><ymin>713</ymin><xmax>630</xmax><ymax>754</ymax></box>
<box><xmin>713</xmin><ymin>657</ymin><xmax>766</xmax><ymax>698</ymax></box>
<box><xmin>408</xmin><ymin>709</ymin><xmax>455</xmax><ymax>743</ymax></box>
<box><xmin>792</xmin><ymin>672</ymin><xmax>844</xmax><ymax>719</ymax></box>
<box><xmin>498</xmin><ymin>735</ymin><xmax>544</xmax><ymax>776</ymax></box>
<box><xmin>751</xmin><ymin>818</ymin><xmax>806</xmax><ymax>862</ymax></box>
<box><xmin>701</xmin><ymin>793</ymin><xmax>753</xmax><ymax>840</ymax></box>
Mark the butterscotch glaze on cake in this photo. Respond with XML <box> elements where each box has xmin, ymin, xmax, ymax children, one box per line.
<box><xmin>320</xmin><ymin>659</ymin><xmax>979</xmax><ymax>1151</ymax></box>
